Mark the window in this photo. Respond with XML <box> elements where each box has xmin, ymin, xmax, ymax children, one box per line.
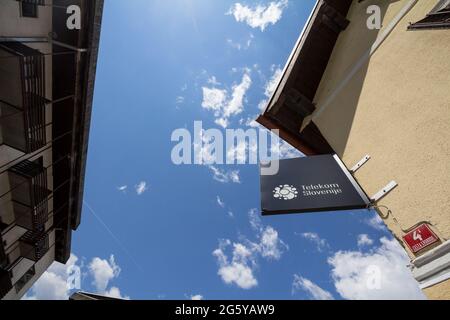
<box><xmin>21</xmin><ymin>2</ymin><xmax>38</xmax><ymax>18</ymax></box>
<box><xmin>408</xmin><ymin>0</ymin><xmax>450</xmax><ymax>30</ymax></box>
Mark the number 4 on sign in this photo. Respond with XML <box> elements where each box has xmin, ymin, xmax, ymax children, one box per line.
<box><xmin>413</xmin><ymin>230</ymin><xmax>423</xmax><ymax>242</ymax></box>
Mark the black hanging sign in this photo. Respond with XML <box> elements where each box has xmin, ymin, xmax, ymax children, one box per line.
<box><xmin>260</xmin><ymin>155</ymin><xmax>370</xmax><ymax>215</ymax></box>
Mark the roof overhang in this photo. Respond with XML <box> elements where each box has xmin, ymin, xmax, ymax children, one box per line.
<box><xmin>51</xmin><ymin>0</ymin><xmax>104</xmax><ymax>263</ymax></box>
<box><xmin>69</xmin><ymin>291</ymin><xmax>123</xmax><ymax>300</ymax></box>
<box><xmin>257</xmin><ymin>0</ymin><xmax>353</xmax><ymax>155</ymax></box>
<box><xmin>70</xmin><ymin>0</ymin><xmax>104</xmax><ymax>231</ymax></box>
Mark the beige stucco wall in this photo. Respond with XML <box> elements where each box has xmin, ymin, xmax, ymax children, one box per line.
<box><xmin>424</xmin><ymin>279</ymin><xmax>450</xmax><ymax>300</ymax></box>
<box><xmin>311</xmin><ymin>0</ymin><xmax>450</xmax><ymax>299</ymax></box>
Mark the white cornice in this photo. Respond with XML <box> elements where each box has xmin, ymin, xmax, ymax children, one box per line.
<box><xmin>412</xmin><ymin>240</ymin><xmax>450</xmax><ymax>289</ymax></box>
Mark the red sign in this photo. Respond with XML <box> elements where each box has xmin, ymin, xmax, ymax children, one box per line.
<box><xmin>403</xmin><ymin>224</ymin><xmax>439</xmax><ymax>254</ymax></box>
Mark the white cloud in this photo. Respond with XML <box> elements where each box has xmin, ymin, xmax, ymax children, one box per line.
<box><xmin>259</xmin><ymin>226</ymin><xmax>287</xmax><ymax>260</ymax></box>
<box><xmin>228</xmin><ymin>0</ymin><xmax>289</xmax><ymax>31</ymax></box>
<box><xmin>135</xmin><ymin>181</ymin><xmax>148</xmax><ymax>195</ymax></box>
<box><xmin>213</xmin><ymin>241</ymin><xmax>258</xmax><ymax>289</ymax></box>
<box><xmin>213</xmin><ymin>209</ymin><xmax>288</xmax><ymax>289</ymax></box>
<box><xmin>264</xmin><ymin>67</ymin><xmax>283</xmax><ymax>98</ymax></box>
<box><xmin>209</xmin><ymin>165</ymin><xmax>241</xmax><ymax>184</ymax></box>
<box><xmin>365</xmin><ymin>214</ymin><xmax>387</xmax><ymax>231</ymax></box>
<box><xmin>357</xmin><ymin>234</ymin><xmax>374</xmax><ymax>247</ymax></box>
<box><xmin>89</xmin><ymin>255</ymin><xmax>121</xmax><ymax>292</ymax></box>
<box><xmin>224</xmin><ymin>73</ymin><xmax>252</xmax><ymax>118</ymax></box>
<box><xmin>227</xmin><ymin>34</ymin><xmax>254</xmax><ymax>51</ymax></box>
<box><xmin>214</xmin><ymin>118</ymin><xmax>228</xmax><ymax>128</ymax></box>
<box><xmin>328</xmin><ymin>237</ymin><xmax>425</xmax><ymax>300</ymax></box>
<box><xmin>190</xmin><ymin>294</ymin><xmax>204</xmax><ymax>300</ymax></box>
<box><xmin>227</xmin><ymin>38</ymin><xmax>243</xmax><ymax>51</ymax></box>
<box><xmin>25</xmin><ymin>254</ymin><xmax>129</xmax><ymax>300</ymax></box>
<box><xmin>117</xmin><ymin>185</ymin><xmax>127</xmax><ymax>193</ymax></box>
<box><xmin>103</xmin><ymin>286</ymin><xmax>130</xmax><ymax>300</ymax></box>
<box><xmin>299</xmin><ymin>232</ymin><xmax>329</xmax><ymax>252</ymax></box>
<box><xmin>292</xmin><ymin>275</ymin><xmax>334</xmax><ymax>300</ymax></box>
<box><xmin>226</xmin><ymin>140</ymin><xmax>257</xmax><ymax>164</ymax></box>
<box><xmin>257</xmin><ymin>66</ymin><xmax>283</xmax><ymax>112</ymax></box>
<box><xmin>207</xmin><ymin>76</ymin><xmax>221</xmax><ymax>86</ymax></box>
<box><xmin>248</xmin><ymin>208</ymin><xmax>263</xmax><ymax>232</ymax></box>
<box><xmin>202</xmin><ymin>87</ymin><xmax>227</xmax><ymax>112</ymax></box>
<box><xmin>193</xmin><ymin>129</ymin><xmax>220</xmax><ymax>164</ymax></box>
<box><xmin>218</xmin><ymin>261</ymin><xmax>258</xmax><ymax>289</ymax></box>
<box><xmin>201</xmin><ymin>72</ymin><xmax>252</xmax><ymax>128</ymax></box>
<box><xmin>24</xmin><ymin>254</ymin><xmax>80</xmax><ymax>300</ymax></box>
<box><xmin>176</xmin><ymin>96</ymin><xmax>185</xmax><ymax>105</ymax></box>
<box><xmin>217</xmin><ymin>196</ymin><xmax>225</xmax><ymax>208</ymax></box>
<box><xmin>249</xmin><ymin>208</ymin><xmax>288</xmax><ymax>260</ymax></box>
<box><xmin>241</xmin><ymin>116</ymin><xmax>260</xmax><ymax>128</ymax></box>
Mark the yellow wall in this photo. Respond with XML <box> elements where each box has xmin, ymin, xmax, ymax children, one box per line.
<box><xmin>311</xmin><ymin>0</ymin><xmax>450</xmax><ymax>298</ymax></box>
<box><xmin>424</xmin><ymin>279</ymin><xmax>450</xmax><ymax>300</ymax></box>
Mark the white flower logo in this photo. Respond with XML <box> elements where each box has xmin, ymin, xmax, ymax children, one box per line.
<box><xmin>273</xmin><ymin>184</ymin><xmax>298</xmax><ymax>200</ymax></box>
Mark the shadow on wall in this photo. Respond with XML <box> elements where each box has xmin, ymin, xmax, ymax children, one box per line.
<box><xmin>314</xmin><ymin>0</ymin><xmax>403</xmax><ymax>156</ymax></box>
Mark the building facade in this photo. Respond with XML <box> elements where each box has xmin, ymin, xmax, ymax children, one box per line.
<box><xmin>0</xmin><ymin>0</ymin><xmax>103</xmax><ymax>299</ymax></box>
<box><xmin>257</xmin><ymin>0</ymin><xmax>450</xmax><ymax>299</ymax></box>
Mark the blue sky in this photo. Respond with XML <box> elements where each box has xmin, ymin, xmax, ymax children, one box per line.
<box><xmin>26</xmin><ymin>0</ymin><xmax>424</xmax><ymax>300</ymax></box>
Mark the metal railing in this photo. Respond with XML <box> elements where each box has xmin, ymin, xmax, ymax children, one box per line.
<box><xmin>0</xmin><ymin>42</ymin><xmax>47</xmax><ymax>154</ymax></box>
<box><xmin>7</xmin><ymin>159</ymin><xmax>51</xmax><ymax>233</ymax></box>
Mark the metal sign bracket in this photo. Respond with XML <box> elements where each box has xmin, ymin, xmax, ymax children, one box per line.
<box><xmin>371</xmin><ymin>181</ymin><xmax>398</xmax><ymax>203</ymax></box>
<box><xmin>350</xmin><ymin>155</ymin><xmax>371</xmax><ymax>173</ymax></box>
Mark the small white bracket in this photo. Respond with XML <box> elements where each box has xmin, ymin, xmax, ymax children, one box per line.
<box><xmin>371</xmin><ymin>181</ymin><xmax>398</xmax><ymax>203</ymax></box>
<box><xmin>350</xmin><ymin>155</ymin><xmax>371</xmax><ymax>173</ymax></box>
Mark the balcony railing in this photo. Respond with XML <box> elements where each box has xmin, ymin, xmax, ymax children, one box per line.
<box><xmin>0</xmin><ymin>254</ymin><xmax>35</xmax><ymax>298</ymax></box>
<box><xmin>7</xmin><ymin>159</ymin><xmax>51</xmax><ymax>232</ymax></box>
<box><xmin>0</xmin><ymin>42</ymin><xmax>47</xmax><ymax>154</ymax></box>
<box><xmin>19</xmin><ymin>230</ymin><xmax>50</xmax><ymax>261</ymax></box>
